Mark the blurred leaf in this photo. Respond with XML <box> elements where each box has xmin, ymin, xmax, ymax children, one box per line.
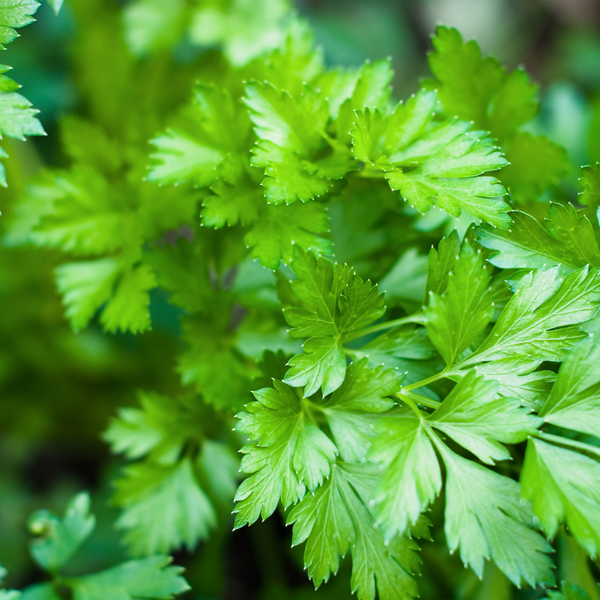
<box><xmin>28</xmin><ymin>493</ymin><xmax>95</xmax><ymax>574</ymax></box>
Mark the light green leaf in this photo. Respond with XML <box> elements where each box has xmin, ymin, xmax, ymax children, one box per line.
<box><xmin>147</xmin><ymin>130</ymin><xmax>222</xmax><ymax>187</ymax></box>
<box><xmin>113</xmin><ymin>458</ymin><xmax>216</xmax><ymax>556</ymax></box>
<box><xmin>28</xmin><ymin>493</ymin><xmax>95</xmax><ymax>573</ymax></box>
<box><xmin>68</xmin><ymin>555</ymin><xmax>190</xmax><ymax>600</ymax></box>
<box><xmin>424</xmin><ymin>241</ymin><xmax>492</xmax><ymax>365</ymax></box>
<box><xmin>284</xmin><ymin>336</ymin><xmax>346</xmax><ymax>397</ymax></box>
<box><xmin>426</xmin><ymin>370</ymin><xmax>541</xmax><ymax>464</ymax></box>
<box><xmin>322</xmin><ymin>359</ymin><xmax>401</xmax><ymax>461</ymax></box>
<box><xmin>425</xmin><ymin>229</ymin><xmax>461</xmax><ymax>296</ymax></box>
<box><xmin>470</xmin><ymin>357</ymin><xmax>555</xmax><ymax>411</ymax></box>
<box><xmin>234</xmin><ymin>380</ymin><xmax>337</xmax><ymax>526</ymax></box>
<box><xmin>99</xmin><ymin>263</ymin><xmax>156</xmax><ymax>334</ymax></box>
<box><xmin>454</xmin><ymin>265</ymin><xmax>600</xmax><ymax>373</ymax></box>
<box><xmin>45</xmin><ymin>0</ymin><xmax>63</xmax><ymax>14</ymax></box>
<box><xmin>287</xmin><ymin>465</ymin><xmax>354</xmax><ymax>588</ymax></box>
<box><xmin>148</xmin><ymin>84</ymin><xmax>249</xmax><ymax>186</ymax></box>
<box><xmin>251</xmin><ymin>141</ymin><xmax>334</xmax><ymax>204</ymax></box>
<box><xmin>33</xmin><ymin>169</ymin><xmax>136</xmax><ymax>255</ymax></box>
<box><xmin>353</xmin><ymin>326</ymin><xmax>436</xmax><ymax>367</ymax></box>
<box><xmin>522</xmin><ymin>438</ymin><xmax>600</xmax><ymax>557</ymax></box>
<box><xmin>0</xmin><ymin>0</ymin><xmax>39</xmax><ymax>48</ymax></box>
<box><xmin>436</xmin><ymin>441</ymin><xmax>554</xmax><ymax>587</ymax></box>
<box><xmin>122</xmin><ymin>0</ymin><xmax>185</xmax><ymax>56</ymax></box>
<box><xmin>539</xmin><ymin>337</ymin><xmax>600</xmax><ymax>437</ymax></box>
<box><xmin>245</xmin><ymin>202</ymin><xmax>331</xmax><ymax>270</ymax></box>
<box><xmin>0</xmin><ymin>90</ymin><xmax>45</xmax><ymax>139</ymax></box>
<box><xmin>288</xmin><ymin>463</ymin><xmax>421</xmax><ymax>600</ymax></box>
<box><xmin>244</xmin><ymin>81</ymin><xmax>326</xmax><ymax>156</ymax></box>
<box><xmin>202</xmin><ymin>179</ymin><xmax>262</xmax><ymax>228</ymax></box>
<box><xmin>189</xmin><ymin>0</ymin><xmax>291</xmax><ymax>67</ymax></box>
<box><xmin>55</xmin><ymin>258</ymin><xmax>121</xmax><ymax>331</ymax></box>
<box><xmin>103</xmin><ymin>392</ymin><xmax>200</xmax><ymax>462</ymax></box>
<box><xmin>477</xmin><ymin>204</ymin><xmax>600</xmax><ymax>270</ymax></box>
<box><xmin>579</xmin><ymin>164</ymin><xmax>600</xmax><ymax>207</ymax></box>
<box><xmin>370</xmin><ymin>415</ymin><xmax>441</xmax><ymax>539</ymax></box>
<box><xmin>386</xmin><ymin>132</ymin><xmax>510</xmax><ymax>227</ymax></box>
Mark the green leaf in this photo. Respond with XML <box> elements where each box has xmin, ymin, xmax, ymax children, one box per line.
<box><xmin>0</xmin><ymin>90</ymin><xmax>45</xmax><ymax>139</ymax></box>
<box><xmin>284</xmin><ymin>250</ymin><xmax>352</xmax><ymax>338</ymax></box>
<box><xmin>244</xmin><ymin>81</ymin><xmax>326</xmax><ymax>157</ymax></box>
<box><xmin>99</xmin><ymin>263</ymin><xmax>157</xmax><ymax>334</ymax></box>
<box><xmin>539</xmin><ymin>337</ymin><xmax>600</xmax><ymax>437</ymax></box>
<box><xmin>546</xmin><ymin>583</ymin><xmax>591</xmax><ymax>600</ymax></box>
<box><xmin>20</xmin><ymin>584</ymin><xmax>62</xmax><ymax>600</ymax></box>
<box><xmin>284</xmin><ymin>250</ymin><xmax>384</xmax><ymax>339</ymax></box>
<box><xmin>386</xmin><ymin>131</ymin><xmax>510</xmax><ymax>228</ymax></box>
<box><xmin>55</xmin><ymin>258</ymin><xmax>121</xmax><ymax>331</ymax></box>
<box><xmin>370</xmin><ymin>414</ymin><xmax>441</xmax><ymax>539</ymax></box>
<box><xmin>579</xmin><ymin>164</ymin><xmax>600</xmax><ymax>207</ymax></box>
<box><xmin>454</xmin><ymin>265</ymin><xmax>600</xmax><ymax>373</ymax></box>
<box><xmin>0</xmin><ymin>0</ymin><xmax>39</xmax><ymax>49</ymax></box>
<box><xmin>68</xmin><ymin>555</ymin><xmax>190</xmax><ymax>600</ymax></box>
<box><xmin>234</xmin><ymin>380</ymin><xmax>337</xmax><ymax>527</ymax></box>
<box><xmin>113</xmin><ymin>458</ymin><xmax>216</xmax><ymax>556</ymax></box>
<box><xmin>245</xmin><ymin>202</ymin><xmax>331</xmax><ymax>270</ymax></box>
<box><xmin>177</xmin><ymin>315</ymin><xmax>252</xmax><ymax>411</ymax></box>
<box><xmin>144</xmin><ymin>239</ymin><xmax>210</xmax><ymax>313</ymax></box>
<box><xmin>426</xmin><ymin>370</ymin><xmax>541</xmax><ymax>464</ymax></box>
<box><xmin>188</xmin><ymin>0</ymin><xmax>291</xmax><ymax>67</ymax></box>
<box><xmin>469</xmin><ymin>357</ymin><xmax>555</xmax><ymax>411</ymax></box>
<box><xmin>500</xmin><ymin>133</ymin><xmax>569</xmax><ymax>203</ymax></box>
<box><xmin>284</xmin><ymin>336</ymin><xmax>346</xmax><ymax>397</ymax></box>
<box><xmin>122</xmin><ymin>0</ymin><xmax>186</xmax><ymax>56</ymax></box>
<box><xmin>425</xmin><ymin>229</ymin><xmax>461</xmax><ymax>297</ymax></box>
<box><xmin>426</xmin><ymin>26</ymin><xmax>537</xmax><ymax>140</ymax></box>
<box><xmin>424</xmin><ymin>241</ymin><xmax>492</xmax><ymax>365</ymax></box>
<box><xmin>28</xmin><ymin>493</ymin><xmax>95</xmax><ymax>573</ymax></box>
<box><xmin>288</xmin><ymin>463</ymin><xmax>421</xmax><ymax>600</ymax></box>
<box><xmin>522</xmin><ymin>438</ymin><xmax>600</xmax><ymax>557</ymax></box>
<box><xmin>435</xmin><ymin>441</ymin><xmax>554</xmax><ymax>587</ymax></box>
<box><xmin>251</xmin><ymin>141</ymin><xmax>335</xmax><ymax>204</ymax></box>
<box><xmin>147</xmin><ymin>84</ymin><xmax>250</xmax><ymax>186</ymax></box>
<box><xmin>147</xmin><ymin>129</ymin><xmax>222</xmax><ymax>187</ymax></box>
<box><xmin>477</xmin><ymin>204</ymin><xmax>600</xmax><ymax>270</ymax></box>
<box><xmin>45</xmin><ymin>0</ymin><xmax>63</xmax><ymax>14</ymax></box>
<box><xmin>103</xmin><ymin>392</ymin><xmax>201</xmax><ymax>462</ymax></box>
<box><xmin>353</xmin><ymin>326</ymin><xmax>436</xmax><ymax>367</ymax></box>
<box><xmin>322</xmin><ymin>359</ymin><xmax>401</xmax><ymax>462</ymax></box>
<box><xmin>336</xmin><ymin>58</ymin><xmax>394</xmax><ymax>144</ymax></box>
<box><xmin>245</xmin><ymin>82</ymin><xmax>348</xmax><ymax>204</ymax></box>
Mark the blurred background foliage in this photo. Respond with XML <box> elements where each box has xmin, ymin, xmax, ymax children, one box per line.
<box><xmin>0</xmin><ymin>0</ymin><xmax>599</xmax><ymax>598</ymax></box>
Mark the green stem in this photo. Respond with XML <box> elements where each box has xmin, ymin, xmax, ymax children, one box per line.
<box><xmin>397</xmin><ymin>393</ymin><xmax>423</xmax><ymax>419</ymax></box>
<box><xmin>401</xmin><ymin>367</ymin><xmax>450</xmax><ymax>392</ymax></box>
<box><xmin>536</xmin><ymin>431</ymin><xmax>600</xmax><ymax>458</ymax></box>
<box><xmin>396</xmin><ymin>390</ymin><xmax>441</xmax><ymax>410</ymax></box>
<box><xmin>301</xmin><ymin>398</ymin><xmax>322</xmax><ymax>427</ymax></box>
<box><xmin>342</xmin><ymin>314</ymin><xmax>425</xmax><ymax>343</ymax></box>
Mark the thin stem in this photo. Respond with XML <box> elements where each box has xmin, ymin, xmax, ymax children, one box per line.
<box><xmin>397</xmin><ymin>393</ymin><xmax>423</xmax><ymax>419</ymax></box>
<box><xmin>396</xmin><ymin>390</ymin><xmax>441</xmax><ymax>411</ymax></box>
<box><xmin>342</xmin><ymin>314</ymin><xmax>425</xmax><ymax>344</ymax></box>
<box><xmin>401</xmin><ymin>367</ymin><xmax>450</xmax><ymax>392</ymax></box>
<box><xmin>536</xmin><ymin>431</ymin><xmax>600</xmax><ymax>458</ymax></box>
